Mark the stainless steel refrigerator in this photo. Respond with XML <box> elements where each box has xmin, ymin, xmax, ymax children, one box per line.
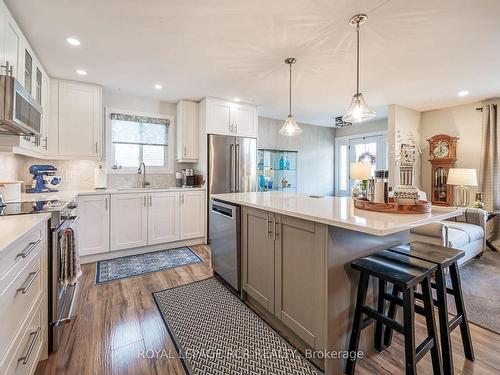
<box><xmin>208</xmin><ymin>134</ymin><xmax>256</xmax><ymax>293</ymax></box>
<box><xmin>208</xmin><ymin>134</ymin><xmax>257</xmax><ymax>196</ymax></box>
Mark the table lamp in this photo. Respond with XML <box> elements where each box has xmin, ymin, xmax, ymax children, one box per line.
<box><xmin>350</xmin><ymin>162</ymin><xmax>372</xmax><ymax>198</ymax></box>
<box><xmin>447</xmin><ymin>168</ymin><xmax>478</xmax><ymax>207</ymax></box>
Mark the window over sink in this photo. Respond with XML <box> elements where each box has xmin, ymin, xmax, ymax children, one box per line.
<box><xmin>106</xmin><ymin>108</ymin><xmax>174</xmax><ymax>173</ymax></box>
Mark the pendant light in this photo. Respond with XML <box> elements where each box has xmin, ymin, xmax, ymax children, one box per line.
<box><xmin>279</xmin><ymin>58</ymin><xmax>302</xmax><ymax>136</ymax></box>
<box><xmin>342</xmin><ymin>14</ymin><xmax>376</xmax><ymax>123</ymax></box>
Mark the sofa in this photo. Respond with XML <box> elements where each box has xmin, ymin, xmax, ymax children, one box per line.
<box><xmin>410</xmin><ymin>207</ymin><xmax>488</xmax><ymax>266</ymax></box>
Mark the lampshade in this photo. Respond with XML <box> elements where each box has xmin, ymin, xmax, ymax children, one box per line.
<box><xmin>279</xmin><ymin>115</ymin><xmax>303</xmax><ymax>136</ymax></box>
<box><xmin>342</xmin><ymin>93</ymin><xmax>376</xmax><ymax>123</ymax></box>
<box><xmin>447</xmin><ymin>168</ymin><xmax>478</xmax><ymax>186</ymax></box>
<box><xmin>350</xmin><ymin>162</ymin><xmax>372</xmax><ymax>180</ymax></box>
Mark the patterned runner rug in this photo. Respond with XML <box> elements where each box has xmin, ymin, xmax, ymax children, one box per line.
<box><xmin>95</xmin><ymin>247</ymin><xmax>203</xmax><ymax>283</ymax></box>
<box><xmin>153</xmin><ymin>277</ymin><xmax>322</xmax><ymax>375</ymax></box>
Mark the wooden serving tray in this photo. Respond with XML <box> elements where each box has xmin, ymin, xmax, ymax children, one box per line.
<box><xmin>354</xmin><ymin>197</ymin><xmax>432</xmax><ymax>214</ymax></box>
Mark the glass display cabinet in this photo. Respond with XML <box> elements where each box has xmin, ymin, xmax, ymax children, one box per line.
<box><xmin>257</xmin><ymin>149</ymin><xmax>298</xmax><ymax>192</ymax></box>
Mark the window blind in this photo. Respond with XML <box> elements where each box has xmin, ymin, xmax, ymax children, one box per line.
<box><xmin>111</xmin><ymin>113</ymin><xmax>169</xmax><ymax>146</ymax></box>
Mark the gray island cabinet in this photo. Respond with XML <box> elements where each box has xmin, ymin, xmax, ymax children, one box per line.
<box><xmin>212</xmin><ymin>192</ymin><xmax>461</xmax><ymax>374</ymax></box>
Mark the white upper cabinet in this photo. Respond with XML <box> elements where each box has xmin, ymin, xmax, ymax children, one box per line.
<box><xmin>0</xmin><ymin>2</ymin><xmax>50</xmax><ymax>156</ymax></box>
<box><xmin>2</xmin><ymin>16</ymin><xmax>19</xmax><ymax>79</ymax></box>
<box><xmin>51</xmin><ymin>79</ymin><xmax>102</xmax><ymax>159</ymax></box>
<box><xmin>176</xmin><ymin>100</ymin><xmax>199</xmax><ymax>162</ymax></box>
<box><xmin>148</xmin><ymin>191</ymin><xmax>180</xmax><ymax>245</ymax></box>
<box><xmin>231</xmin><ymin>104</ymin><xmax>256</xmax><ymax>137</ymax></box>
<box><xmin>179</xmin><ymin>190</ymin><xmax>205</xmax><ymax>240</ymax></box>
<box><xmin>78</xmin><ymin>194</ymin><xmax>110</xmax><ymax>256</ymax></box>
<box><xmin>200</xmin><ymin>97</ymin><xmax>257</xmax><ymax>138</ymax></box>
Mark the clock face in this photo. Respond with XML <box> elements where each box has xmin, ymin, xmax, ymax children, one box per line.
<box><xmin>433</xmin><ymin>141</ymin><xmax>449</xmax><ymax>158</ymax></box>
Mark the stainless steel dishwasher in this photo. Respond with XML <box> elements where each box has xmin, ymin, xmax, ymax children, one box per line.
<box><xmin>209</xmin><ymin>199</ymin><xmax>240</xmax><ymax>293</ymax></box>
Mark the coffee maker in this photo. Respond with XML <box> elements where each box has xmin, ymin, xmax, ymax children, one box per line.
<box><xmin>182</xmin><ymin>168</ymin><xmax>195</xmax><ymax>187</ymax></box>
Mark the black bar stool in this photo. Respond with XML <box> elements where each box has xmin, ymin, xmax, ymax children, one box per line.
<box><xmin>387</xmin><ymin>242</ymin><xmax>475</xmax><ymax>375</ymax></box>
<box><xmin>346</xmin><ymin>250</ymin><xmax>443</xmax><ymax>375</ymax></box>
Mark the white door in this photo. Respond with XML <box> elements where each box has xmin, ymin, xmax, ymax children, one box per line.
<box><xmin>179</xmin><ymin>191</ymin><xmax>205</xmax><ymax>240</ymax></box>
<box><xmin>78</xmin><ymin>195</ymin><xmax>110</xmax><ymax>256</ymax></box>
<box><xmin>207</xmin><ymin>100</ymin><xmax>232</xmax><ymax>135</ymax></box>
<box><xmin>57</xmin><ymin>81</ymin><xmax>101</xmax><ymax>158</ymax></box>
<box><xmin>232</xmin><ymin>105</ymin><xmax>256</xmax><ymax>138</ymax></box>
<box><xmin>3</xmin><ymin>20</ymin><xmax>20</xmax><ymax>79</ymax></box>
<box><xmin>335</xmin><ymin>134</ymin><xmax>388</xmax><ymax>196</ymax></box>
<box><xmin>111</xmin><ymin>193</ymin><xmax>148</xmax><ymax>251</ymax></box>
<box><xmin>148</xmin><ymin>192</ymin><xmax>180</xmax><ymax>245</ymax></box>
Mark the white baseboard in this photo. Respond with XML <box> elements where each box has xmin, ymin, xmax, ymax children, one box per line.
<box><xmin>80</xmin><ymin>237</ymin><xmax>206</xmax><ymax>264</ymax></box>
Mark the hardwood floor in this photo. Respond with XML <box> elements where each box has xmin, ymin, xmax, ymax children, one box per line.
<box><xmin>36</xmin><ymin>245</ymin><xmax>500</xmax><ymax>375</ymax></box>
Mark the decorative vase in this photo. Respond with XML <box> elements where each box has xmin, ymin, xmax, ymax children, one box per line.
<box><xmin>472</xmin><ymin>192</ymin><xmax>485</xmax><ymax>209</ymax></box>
<box><xmin>394</xmin><ymin>142</ymin><xmax>420</xmax><ymax>205</ymax></box>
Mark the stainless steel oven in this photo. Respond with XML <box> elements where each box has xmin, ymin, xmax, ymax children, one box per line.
<box><xmin>48</xmin><ymin>201</ymin><xmax>79</xmax><ymax>352</ymax></box>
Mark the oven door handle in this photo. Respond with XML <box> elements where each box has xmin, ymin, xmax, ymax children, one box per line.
<box><xmin>56</xmin><ymin>216</ymin><xmax>79</xmax><ymax>232</ymax></box>
<box><xmin>52</xmin><ymin>282</ymin><xmax>79</xmax><ymax>327</ymax></box>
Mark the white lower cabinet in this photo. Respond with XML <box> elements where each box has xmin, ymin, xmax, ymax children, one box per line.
<box><xmin>76</xmin><ymin>190</ymin><xmax>207</xmax><ymax>256</ymax></box>
<box><xmin>0</xmin><ymin>219</ymin><xmax>48</xmax><ymax>375</ymax></box>
<box><xmin>78</xmin><ymin>195</ymin><xmax>110</xmax><ymax>256</ymax></box>
<box><xmin>179</xmin><ymin>191</ymin><xmax>205</xmax><ymax>240</ymax></box>
<box><xmin>110</xmin><ymin>193</ymin><xmax>148</xmax><ymax>251</ymax></box>
<box><xmin>148</xmin><ymin>192</ymin><xmax>180</xmax><ymax>245</ymax></box>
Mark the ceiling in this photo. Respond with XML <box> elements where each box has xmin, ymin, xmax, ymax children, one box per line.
<box><xmin>5</xmin><ymin>0</ymin><xmax>500</xmax><ymax>127</ymax></box>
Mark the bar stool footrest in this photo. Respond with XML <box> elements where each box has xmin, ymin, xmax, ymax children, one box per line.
<box><xmin>361</xmin><ymin>306</ymin><xmax>404</xmax><ymax>334</ymax></box>
<box><xmin>449</xmin><ymin>315</ymin><xmax>463</xmax><ymax>331</ymax></box>
<box><xmin>416</xmin><ymin>337</ymin><xmax>435</xmax><ymax>362</ymax></box>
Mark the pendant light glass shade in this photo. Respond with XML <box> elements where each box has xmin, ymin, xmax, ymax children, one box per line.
<box><xmin>343</xmin><ymin>14</ymin><xmax>376</xmax><ymax>123</ymax></box>
<box><xmin>342</xmin><ymin>93</ymin><xmax>376</xmax><ymax>122</ymax></box>
<box><xmin>280</xmin><ymin>57</ymin><xmax>302</xmax><ymax>136</ymax></box>
<box><xmin>279</xmin><ymin>115</ymin><xmax>302</xmax><ymax>136</ymax></box>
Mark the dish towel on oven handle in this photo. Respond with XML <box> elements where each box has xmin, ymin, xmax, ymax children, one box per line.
<box><xmin>59</xmin><ymin>227</ymin><xmax>81</xmax><ymax>286</ymax></box>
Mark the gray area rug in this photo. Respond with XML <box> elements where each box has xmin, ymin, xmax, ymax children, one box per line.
<box><xmin>153</xmin><ymin>278</ymin><xmax>322</xmax><ymax>375</ymax></box>
<box><xmin>449</xmin><ymin>250</ymin><xmax>500</xmax><ymax>333</ymax></box>
<box><xmin>96</xmin><ymin>247</ymin><xmax>203</xmax><ymax>284</ymax></box>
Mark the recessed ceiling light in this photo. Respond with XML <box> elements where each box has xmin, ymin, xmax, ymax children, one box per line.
<box><xmin>154</xmin><ymin>84</ymin><xmax>163</xmax><ymax>90</ymax></box>
<box><xmin>234</xmin><ymin>97</ymin><xmax>241</xmax><ymax>102</ymax></box>
<box><xmin>66</xmin><ymin>37</ymin><xmax>81</xmax><ymax>46</ymax></box>
<box><xmin>457</xmin><ymin>90</ymin><xmax>469</xmax><ymax>97</ymax></box>
<box><xmin>76</xmin><ymin>69</ymin><xmax>87</xmax><ymax>76</ymax></box>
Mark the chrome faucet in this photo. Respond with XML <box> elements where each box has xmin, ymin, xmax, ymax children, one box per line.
<box><xmin>137</xmin><ymin>162</ymin><xmax>150</xmax><ymax>188</ymax></box>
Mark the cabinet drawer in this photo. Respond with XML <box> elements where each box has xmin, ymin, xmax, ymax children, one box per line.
<box><xmin>0</xmin><ymin>222</ymin><xmax>46</xmax><ymax>279</ymax></box>
<box><xmin>1</xmin><ymin>301</ymin><xmax>44</xmax><ymax>375</ymax></box>
<box><xmin>0</xmin><ymin>242</ymin><xmax>44</xmax><ymax>354</ymax></box>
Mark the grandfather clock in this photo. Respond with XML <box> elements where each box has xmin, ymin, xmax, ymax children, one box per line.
<box><xmin>427</xmin><ymin>134</ymin><xmax>459</xmax><ymax>206</ymax></box>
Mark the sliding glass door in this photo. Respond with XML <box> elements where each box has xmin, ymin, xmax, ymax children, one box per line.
<box><xmin>335</xmin><ymin>134</ymin><xmax>387</xmax><ymax>196</ymax></box>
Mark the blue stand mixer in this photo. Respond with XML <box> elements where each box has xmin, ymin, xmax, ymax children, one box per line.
<box><xmin>26</xmin><ymin>165</ymin><xmax>62</xmax><ymax>193</ymax></box>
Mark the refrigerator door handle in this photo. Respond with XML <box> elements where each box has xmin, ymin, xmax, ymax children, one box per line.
<box><xmin>230</xmin><ymin>143</ymin><xmax>235</xmax><ymax>192</ymax></box>
<box><xmin>235</xmin><ymin>143</ymin><xmax>240</xmax><ymax>192</ymax></box>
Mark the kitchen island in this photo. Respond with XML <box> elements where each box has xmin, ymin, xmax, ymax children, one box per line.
<box><xmin>210</xmin><ymin>191</ymin><xmax>461</xmax><ymax>374</ymax></box>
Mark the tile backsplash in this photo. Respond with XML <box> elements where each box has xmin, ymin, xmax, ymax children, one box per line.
<box><xmin>0</xmin><ymin>153</ymin><xmax>196</xmax><ymax>191</ymax></box>
<box><xmin>19</xmin><ymin>157</ymin><xmax>99</xmax><ymax>191</ymax></box>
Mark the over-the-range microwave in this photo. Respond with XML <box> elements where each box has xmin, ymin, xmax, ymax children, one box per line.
<box><xmin>0</xmin><ymin>74</ymin><xmax>42</xmax><ymax>136</ymax></box>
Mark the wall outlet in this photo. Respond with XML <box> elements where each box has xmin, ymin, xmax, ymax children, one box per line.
<box><xmin>65</xmin><ymin>170</ymin><xmax>72</xmax><ymax>180</ymax></box>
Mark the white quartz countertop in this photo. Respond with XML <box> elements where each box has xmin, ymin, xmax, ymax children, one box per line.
<box><xmin>20</xmin><ymin>186</ymin><xmax>206</xmax><ymax>202</ymax></box>
<box><xmin>0</xmin><ymin>213</ymin><xmax>50</xmax><ymax>253</ymax></box>
<box><xmin>211</xmin><ymin>192</ymin><xmax>462</xmax><ymax>236</ymax></box>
